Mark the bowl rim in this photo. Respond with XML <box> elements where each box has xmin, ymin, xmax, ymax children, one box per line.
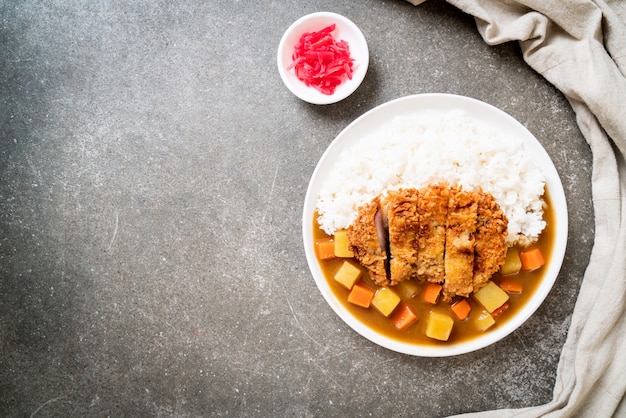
<box><xmin>302</xmin><ymin>93</ymin><xmax>569</xmax><ymax>357</ymax></box>
<box><xmin>277</xmin><ymin>11</ymin><xmax>369</xmax><ymax>105</ymax></box>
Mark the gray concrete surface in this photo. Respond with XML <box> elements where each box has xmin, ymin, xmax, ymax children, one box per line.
<box><xmin>0</xmin><ymin>0</ymin><xmax>594</xmax><ymax>416</ymax></box>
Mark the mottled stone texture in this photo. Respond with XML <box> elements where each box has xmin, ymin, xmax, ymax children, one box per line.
<box><xmin>0</xmin><ymin>0</ymin><xmax>593</xmax><ymax>416</ymax></box>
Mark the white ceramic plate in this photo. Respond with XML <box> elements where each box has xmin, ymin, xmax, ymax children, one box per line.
<box><xmin>302</xmin><ymin>93</ymin><xmax>568</xmax><ymax>357</ymax></box>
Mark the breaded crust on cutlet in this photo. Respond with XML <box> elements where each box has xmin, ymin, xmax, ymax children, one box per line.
<box><xmin>416</xmin><ymin>184</ymin><xmax>449</xmax><ymax>284</ymax></box>
<box><xmin>473</xmin><ymin>191</ymin><xmax>508</xmax><ymax>290</ymax></box>
<box><xmin>443</xmin><ymin>187</ymin><xmax>478</xmax><ymax>301</ymax></box>
<box><xmin>386</xmin><ymin>188</ymin><xmax>420</xmax><ymax>285</ymax></box>
<box><xmin>347</xmin><ymin>197</ymin><xmax>389</xmax><ymax>286</ymax></box>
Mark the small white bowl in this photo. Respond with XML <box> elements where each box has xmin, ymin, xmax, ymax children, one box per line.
<box><xmin>277</xmin><ymin>12</ymin><xmax>369</xmax><ymax>105</ymax></box>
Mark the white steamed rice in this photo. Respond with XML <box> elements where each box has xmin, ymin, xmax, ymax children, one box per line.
<box><xmin>316</xmin><ymin>109</ymin><xmax>546</xmax><ymax>246</ymax></box>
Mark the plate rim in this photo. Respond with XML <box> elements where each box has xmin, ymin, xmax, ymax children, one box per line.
<box><xmin>302</xmin><ymin>93</ymin><xmax>568</xmax><ymax>357</ymax></box>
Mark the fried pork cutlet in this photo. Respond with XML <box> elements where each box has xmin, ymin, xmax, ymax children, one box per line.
<box><xmin>443</xmin><ymin>187</ymin><xmax>478</xmax><ymax>301</ymax></box>
<box><xmin>473</xmin><ymin>191</ymin><xmax>508</xmax><ymax>290</ymax></box>
<box><xmin>347</xmin><ymin>197</ymin><xmax>389</xmax><ymax>286</ymax></box>
<box><xmin>346</xmin><ymin>184</ymin><xmax>509</xmax><ymax>300</ymax></box>
<box><xmin>416</xmin><ymin>184</ymin><xmax>449</xmax><ymax>284</ymax></box>
<box><xmin>385</xmin><ymin>188</ymin><xmax>420</xmax><ymax>285</ymax></box>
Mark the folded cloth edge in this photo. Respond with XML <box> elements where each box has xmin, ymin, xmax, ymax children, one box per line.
<box><xmin>407</xmin><ymin>0</ymin><xmax>626</xmax><ymax>416</ymax></box>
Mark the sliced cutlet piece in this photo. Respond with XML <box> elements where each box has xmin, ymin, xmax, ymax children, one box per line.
<box><xmin>347</xmin><ymin>197</ymin><xmax>389</xmax><ymax>286</ymax></box>
<box><xmin>416</xmin><ymin>183</ymin><xmax>450</xmax><ymax>284</ymax></box>
<box><xmin>443</xmin><ymin>187</ymin><xmax>478</xmax><ymax>301</ymax></box>
<box><xmin>385</xmin><ymin>188</ymin><xmax>420</xmax><ymax>285</ymax></box>
<box><xmin>473</xmin><ymin>191</ymin><xmax>508</xmax><ymax>290</ymax></box>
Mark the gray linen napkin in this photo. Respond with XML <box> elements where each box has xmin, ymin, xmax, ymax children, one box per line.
<box><xmin>407</xmin><ymin>0</ymin><xmax>626</xmax><ymax>416</ymax></box>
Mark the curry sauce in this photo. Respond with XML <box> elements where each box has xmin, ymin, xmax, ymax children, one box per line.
<box><xmin>313</xmin><ymin>191</ymin><xmax>556</xmax><ymax>346</ymax></box>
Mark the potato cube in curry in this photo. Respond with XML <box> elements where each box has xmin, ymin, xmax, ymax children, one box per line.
<box><xmin>372</xmin><ymin>287</ymin><xmax>401</xmax><ymax>317</ymax></box>
<box><xmin>425</xmin><ymin>310</ymin><xmax>454</xmax><ymax>341</ymax></box>
<box><xmin>333</xmin><ymin>260</ymin><xmax>362</xmax><ymax>289</ymax></box>
<box><xmin>396</xmin><ymin>279</ymin><xmax>419</xmax><ymax>299</ymax></box>
<box><xmin>472</xmin><ymin>309</ymin><xmax>496</xmax><ymax>331</ymax></box>
<box><xmin>473</xmin><ymin>281</ymin><xmax>509</xmax><ymax>313</ymax></box>
<box><xmin>500</xmin><ymin>247</ymin><xmax>522</xmax><ymax>276</ymax></box>
<box><xmin>333</xmin><ymin>229</ymin><xmax>354</xmax><ymax>258</ymax></box>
